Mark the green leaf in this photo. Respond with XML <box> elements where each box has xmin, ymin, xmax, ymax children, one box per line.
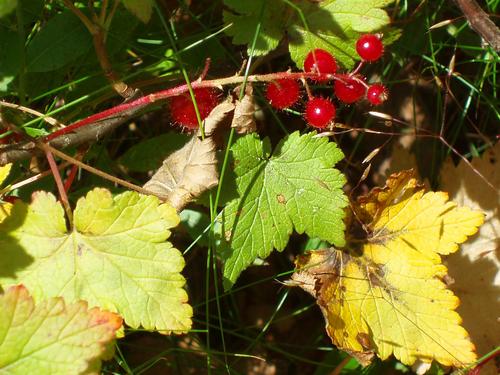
<box><xmin>0</xmin><ymin>285</ymin><xmax>122</xmax><ymax>375</ymax></box>
<box><xmin>0</xmin><ymin>189</ymin><xmax>192</xmax><ymax>333</ymax></box>
<box><xmin>0</xmin><ymin>0</ymin><xmax>16</xmax><ymax>18</ymax></box>
<box><xmin>19</xmin><ymin>0</ymin><xmax>44</xmax><ymax>26</ymax></box>
<box><xmin>223</xmin><ymin>0</ymin><xmax>288</xmax><ymax>56</ymax></box>
<box><xmin>0</xmin><ymin>29</ymin><xmax>22</xmax><ymax>92</ymax></box>
<box><xmin>119</xmin><ymin>133</ymin><xmax>189</xmax><ymax>172</ymax></box>
<box><xmin>122</xmin><ymin>0</ymin><xmax>153</xmax><ymax>23</ymax></box>
<box><xmin>222</xmin><ymin>0</ymin><xmax>395</xmax><ymax>68</ymax></box>
<box><xmin>221</xmin><ymin>131</ymin><xmax>347</xmax><ymax>288</ymax></box>
<box><xmin>26</xmin><ymin>11</ymin><xmax>92</xmax><ymax>72</ymax></box>
<box><xmin>288</xmin><ymin>0</ymin><xmax>394</xmax><ymax>69</ymax></box>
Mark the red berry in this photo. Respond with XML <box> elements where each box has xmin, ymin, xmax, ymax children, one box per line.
<box><xmin>304</xmin><ymin>97</ymin><xmax>336</xmax><ymax>129</ymax></box>
<box><xmin>356</xmin><ymin>34</ymin><xmax>384</xmax><ymax>62</ymax></box>
<box><xmin>170</xmin><ymin>88</ymin><xmax>219</xmax><ymax>129</ymax></box>
<box><xmin>366</xmin><ymin>84</ymin><xmax>388</xmax><ymax>105</ymax></box>
<box><xmin>266</xmin><ymin>79</ymin><xmax>300</xmax><ymax>109</ymax></box>
<box><xmin>304</xmin><ymin>49</ymin><xmax>337</xmax><ymax>81</ymax></box>
<box><xmin>334</xmin><ymin>75</ymin><xmax>366</xmax><ymax>104</ymax></box>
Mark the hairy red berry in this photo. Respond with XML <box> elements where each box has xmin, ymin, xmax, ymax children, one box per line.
<box><xmin>305</xmin><ymin>97</ymin><xmax>336</xmax><ymax>129</ymax></box>
<box><xmin>334</xmin><ymin>75</ymin><xmax>366</xmax><ymax>104</ymax></box>
<box><xmin>356</xmin><ymin>34</ymin><xmax>384</xmax><ymax>62</ymax></box>
<box><xmin>170</xmin><ymin>87</ymin><xmax>219</xmax><ymax>129</ymax></box>
<box><xmin>366</xmin><ymin>84</ymin><xmax>388</xmax><ymax>105</ymax></box>
<box><xmin>266</xmin><ymin>79</ymin><xmax>300</xmax><ymax>109</ymax></box>
<box><xmin>304</xmin><ymin>49</ymin><xmax>337</xmax><ymax>81</ymax></box>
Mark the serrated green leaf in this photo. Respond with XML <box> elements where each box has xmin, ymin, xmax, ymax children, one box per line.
<box><xmin>0</xmin><ymin>189</ymin><xmax>192</xmax><ymax>333</ymax></box>
<box><xmin>223</xmin><ymin>0</ymin><xmax>288</xmax><ymax>56</ymax></box>
<box><xmin>122</xmin><ymin>0</ymin><xmax>153</xmax><ymax>23</ymax></box>
<box><xmin>288</xmin><ymin>0</ymin><xmax>394</xmax><ymax>69</ymax></box>
<box><xmin>26</xmin><ymin>11</ymin><xmax>92</xmax><ymax>72</ymax></box>
<box><xmin>0</xmin><ymin>285</ymin><xmax>122</xmax><ymax>375</ymax></box>
<box><xmin>222</xmin><ymin>0</ymin><xmax>395</xmax><ymax>67</ymax></box>
<box><xmin>221</xmin><ymin>131</ymin><xmax>347</xmax><ymax>288</ymax></box>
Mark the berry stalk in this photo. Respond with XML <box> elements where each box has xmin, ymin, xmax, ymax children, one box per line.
<box><xmin>44</xmin><ymin>71</ymin><xmax>344</xmax><ymax>142</ymax></box>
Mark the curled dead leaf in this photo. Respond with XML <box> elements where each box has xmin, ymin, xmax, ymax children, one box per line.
<box><xmin>198</xmin><ymin>97</ymin><xmax>235</xmax><ymax>137</ymax></box>
<box><xmin>231</xmin><ymin>84</ymin><xmax>256</xmax><ymax>134</ymax></box>
<box><xmin>144</xmin><ymin>136</ymin><xmax>218</xmax><ymax>211</ymax></box>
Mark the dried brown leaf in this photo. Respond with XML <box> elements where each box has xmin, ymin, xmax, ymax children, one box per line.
<box><xmin>198</xmin><ymin>97</ymin><xmax>235</xmax><ymax>137</ymax></box>
<box><xmin>440</xmin><ymin>143</ymin><xmax>500</xmax><ymax>375</ymax></box>
<box><xmin>144</xmin><ymin>136</ymin><xmax>218</xmax><ymax>211</ymax></box>
<box><xmin>231</xmin><ymin>84</ymin><xmax>256</xmax><ymax>134</ymax></box>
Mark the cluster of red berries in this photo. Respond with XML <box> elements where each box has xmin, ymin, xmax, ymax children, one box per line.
<box><xmin>169</xmin><ymin>34</ymin><xmax>387</xmax><ymax>130</ymax></box>
<box><xmin>266</xmin><ymin>33</ymin><xmax>387</xmax><ymax>129</ymax></box>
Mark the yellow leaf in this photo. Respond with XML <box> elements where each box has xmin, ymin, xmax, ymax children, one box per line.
<box><xmin>292</xmin><ymin>170</ymin><xmax>483</xmax><ymax>368</ymax></box>
<box><xmin>0</xmin><ymin>163</ymin><xmax>13</xmax><ymax>223</ymax></box>
<box><xmin>0</xmin><ymin>202</ymin><xmax>12</xmax><ymax>223</ymax></box>
<box><xmin>0</xmin><ymin>163</ymin><xmax>11</xmax><ymax>186</ymax></box>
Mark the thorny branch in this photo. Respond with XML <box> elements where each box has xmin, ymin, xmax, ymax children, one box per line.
<box><xmin>0</xmin><ymin>71</ymin><xmax>338</xmax><ymax>165</ymax></box>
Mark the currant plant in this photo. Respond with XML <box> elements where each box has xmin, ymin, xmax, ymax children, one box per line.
<box><xmin>1</xmin><ymin>0</ymin><xmax>492</xmax><ymax>374</ymax></box>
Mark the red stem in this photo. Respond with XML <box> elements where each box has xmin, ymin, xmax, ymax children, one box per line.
<box><xmin>64</xmin><ymin>164</ymin><xmax>79</xmax><ymax>193</ymax></box>
<box><xmin>44</xmin><ymin>148</ymin><xmax>73</xmax><ymax>224</ymax></box>
<box><xmin>44</xmin><ymin>71</ymin><xmax>341</xmax><ymax>142</ymax></box>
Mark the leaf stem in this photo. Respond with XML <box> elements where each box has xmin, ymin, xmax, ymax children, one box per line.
<box><xmin>63</xmin><ymin>0</ymin><xmax>135</xmax><ymax>98</ymax></box>
<box><xmin>42</xmin><ymin>144</ymin><xmax>158</xmax><ymax>196</ymax></box>
<box><xmin>43</xmin><ymin>147</ymin><xmax>73</xmax><ymax>225</ymax></box>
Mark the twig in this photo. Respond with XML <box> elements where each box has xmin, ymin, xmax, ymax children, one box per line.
<box><xmin>44</xmin><ymin>71</ymin><xmax>339</xmax><ymax>141</ymax></box>
<box><xmin>43</xmin><ymin>146</ymin><xmax>73</xmax><ymax>224</ymax></box>
<box><xmin>0</xmin><ymin>71</ymin><xmax>365</xmax><ymax>166</ymax></box>
<box><xmin>198</xmin><ymin>58</ymin><xmax>212</xmax><ymax>82</ymax></box>
<box><xmin>0</xmin><ymin>101</ymin><xmax>145</xmax><ymax>165</ymax></box>
<box><xmin>63</xmin><ymin>0</ymin><xmax>135</xmax><ymax>98</ymax></box>
<box><xmin>43</xmin><ymin>144</ymin><xmax>160</xmax><ymax>197</ymax></box>
<box><xmin>453</xmin><ymin>0</ymin><xmax>500</xmax><ymax>51</ymax></box>
<box><xmin>0</xmin><ymin>100</ymin><xmax>66</xmax><ymax>129</ymax></box>
<box><xmin>1</xmin><ymin>162</ymin><xmax>71</xmax><ymax>193</ymax></box>
<box><xmin>62</xmin><ymin>0</ymin><xmax>96</xmax><ymax>34</ymax></box>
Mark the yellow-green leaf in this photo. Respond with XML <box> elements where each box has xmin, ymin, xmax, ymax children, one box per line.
<box><xmin>0</xmin><ymin>163</ymin><xmax>11</xmax><ymax>186</ymax></box>
<box><xmin>0</xmin><ymin>163</ymin><xmax>12</xmax><ymax>223</ymax></box>
<box><xmin>0</xmin><ymin>284</ymin><xmax>122</xmax><ymax>375</ymax></box>
<box><xmin>292</xmin><ymin>170</ymin><xmax>483</xmax><ymax>368</ymax></box>
<box><xmin>0</xmin><ymin>188</ymin><xmax>192</xmax><ymax>333</ymax></box>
